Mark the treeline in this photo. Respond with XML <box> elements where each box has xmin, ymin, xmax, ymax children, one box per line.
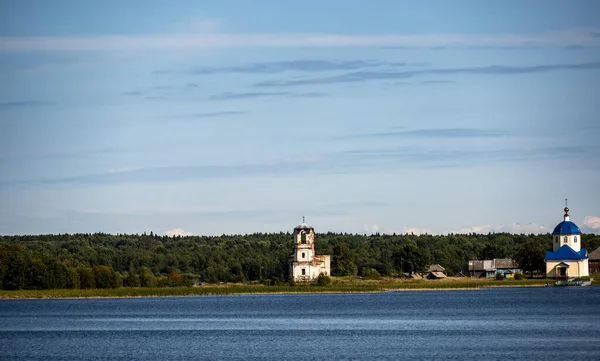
<box><xmin>1</xmin><ymin>232</ymin><xmax>599</xmax><ymax>290</ymax></box>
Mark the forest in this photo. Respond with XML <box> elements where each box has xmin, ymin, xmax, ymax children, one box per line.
<box><xmin>1</xmin><ymin>231</ymin><xmax>599</xmax><ymax>290</ymax></box>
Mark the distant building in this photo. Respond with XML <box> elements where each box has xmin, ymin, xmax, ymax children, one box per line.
<box><xmin>468</xmin><ymin>258</ymin><xmax>521</xmax><ymax>278</ymax></box>
<box><xmin>545</xmin><ymin>203</ymin><xmax>589</xmax><ymax>279</ymax></box>
<box><xmin>589</xmin><ymin>247</ymin><xmax>600</xmax><ymax>275</ymax></box>
<box><xmin>425</xmin><ymin>264</ymin><xmax>447</xmax><ymax>279</ymax></box>
<box><xmin>288</xmin><ymin>218</ymin><xmax>331</xmax><ymax>282</ymax></box>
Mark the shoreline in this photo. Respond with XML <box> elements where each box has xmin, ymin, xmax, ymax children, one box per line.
<box><xmin>0</xmin><ymin>280</ymin><xmax>558</xmax><ymax>300</ymax></box>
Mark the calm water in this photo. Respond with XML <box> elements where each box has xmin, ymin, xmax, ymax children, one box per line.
<box><xmin>1</xmin><ymin>287</ymin><xmax>600</xmax><ymax>361</ymax></box>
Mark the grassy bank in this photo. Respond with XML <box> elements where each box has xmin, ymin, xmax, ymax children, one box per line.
<box><xmin>0</xmin><ymin>277</ymin><xmax>554</xmax><ymax>299</ymax></box>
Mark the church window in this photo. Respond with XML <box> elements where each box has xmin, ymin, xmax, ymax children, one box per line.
<box><xmin>554</xmin><ymin>236</ymin><xmax>558</xmax><ymax>243</ymax></box>
<box><xmin>574</xmin><ymin>236</ymin><xmax>578</xmax><ymax>243</ymax></box>
<box><xmin>301</xmin><ymin>269</ymin><xmax>306</xmax><ymax>275</ymax></box>
<box><xmin>302</xmin><ymin>253</ymin><xmax>305</xmax><ymax>259</ymax></box>
<box><xmin>301</xmin><ymin>232</ymin><xmax>306</xmax><ymax>244</ymax></box>
<box><xmin>564</xmin><ymin>236</ymin><xmax>568</xmax><ymax>243</ymax></box>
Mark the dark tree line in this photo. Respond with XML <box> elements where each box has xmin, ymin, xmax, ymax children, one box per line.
<box><xmin>1</xmin><ymin>231</ymin><xmax>599</xmax><ymax>290</ymax></box>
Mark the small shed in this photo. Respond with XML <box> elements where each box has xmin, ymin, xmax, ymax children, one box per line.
<box><xmin>427</xmin><ymin>271</ymin><xmax>447</xmax><ymax>279</ymax></box>
<box><xmin>589</xmin><ymin>247</ymin><xmax>600</xmax><ymax>275</ymax></box>
<box><xmin>425</xmin><ymin>264</ymin><xmax>447</xmax><ymax>279</ymax></box>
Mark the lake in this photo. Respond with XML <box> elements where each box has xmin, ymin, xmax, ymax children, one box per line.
<box><xmin>1</xmin><ymin>287</ymin><xmax>600</xmax><ymax>360</ymax></box>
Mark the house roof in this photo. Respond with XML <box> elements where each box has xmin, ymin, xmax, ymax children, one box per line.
<box><xmin>469</xmin><ymin>258</ymin><xmax>518</xmax><ymax>271</ymax></box>
<box><xmin>545</xmin><ymin>245</ymin><xmax>588</xmax><ymax>261</ymax></box>
<box><xmin>429</xmin><ymin>271</ymin><xmax>447</xmax><ymax>279</ymax></box>
<box><xmin>469</xmin><ymin>260</ymin><xmax>493</xmax><ymax>271</ymax></box>
<box><xmin>427</xmin><ymin>264</ymin><xmax>446</xmax><ymax>272</ymax></box>
<box><xmin>494</xmin><ymin>258</ymin><xmax>518</xmax><ymax>269</ymax></box>
<box><xmin>588</xmin><ymin>247</ymin><xmax>600</xmax><ymax>261</ymax></box>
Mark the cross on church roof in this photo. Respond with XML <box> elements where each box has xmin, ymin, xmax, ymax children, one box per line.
<box><xmin>302</xmin><ymin>216</ymin><xmax>305</xmax><ymax>223</ymax></box>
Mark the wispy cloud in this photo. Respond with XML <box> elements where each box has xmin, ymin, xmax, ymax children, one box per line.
<box><xmin>420</xmin><ymin>80</ymin><xmax>454</xmax><ymax>84</ymax></box>
<box><xmin>210</xmin><ymin>92</ymin><xmax>288</xmax><ymax>100</ymax></box>
<box><xmin>347</xmin><ymin>128</ymin><xmax>512</xmax><ymax>140</ymax></box>
<box><xmin>4</xmin><ymin>142</ymin><xmax>589</xmax><ymax>186</ymax></box>
<box><xmin>564</xmin><ymin>44</ymin><xmax>585</xmax><ymax>50</ymax></box>
<box><xmin>209</xmin><ymin>91</ymin><xmax>328</xmax><ymax>100</ymax></box>
<box><xmin>255</xmin><ymin>61</ymin><xmax>600</xmax><ymax>87</ymax></box>
<box><xmin>318</xmin><ymin>200</ymin><xmax>388</xmax><ymax>211</ymax></box>
<box><xmin>0</xmin><ymin>146</ymin><xmax>137</xmax><ymax>162</ymax></box>
<box><xmin>340</xmin><ymin>145</ymin><xmax>586</xmax><ymax>168</ymax></box>
<box><xmin>288</xmin><ymin>92</ymin><xmax>329</xmax><ymax>98</ymax></box>
<box><xmin>1</xmin><ymin>28</ymin><xmax>599</xmax><ymax>52</ymax></box>
<box><xmin>187</xmin><ymin>110</ymin><xmax>247</xmax><ymax>118</ymax></box>
<box><xmin>189</xmin><ymin>60</ymin><xmax>389</xmax><ymax>74</ymax></box>
<box><xmin>121</xmin><ymin>91</ymin><xmax>143</xmax><ymax>96</ymax></box>
<box><xmin>6</xmin><ymin>160</ymin><xmax>327</xmax><ymax>186</ymax></box>
<box><xmin>0</xmin><ymin>100</ymin><xmax>56</xmax><ymax>108</ymax></box>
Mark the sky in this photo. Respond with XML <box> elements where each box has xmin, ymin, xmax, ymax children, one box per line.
<box><xmin>1</xmin><ymin>0</ymin><xmax>600</xmax><ymax>236</ymax></box>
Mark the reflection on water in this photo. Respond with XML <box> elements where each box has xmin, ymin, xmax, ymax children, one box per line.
<box><xmin>1</xmin><ymin>287</ymin><xmax>600</xmax><ymax>360</ymax></box>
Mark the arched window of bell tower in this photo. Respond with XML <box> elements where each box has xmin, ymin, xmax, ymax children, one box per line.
<box><xmin>301</xmin><ymin>231</ymin><xmax>307</xmax><ymax>244</ymax></box>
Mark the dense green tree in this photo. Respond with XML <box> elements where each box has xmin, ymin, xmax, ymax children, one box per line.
<box><xmin>139</xmin><ymin>266</ymin><xmax>156</xmax><ymax>287</ymax></box>
<box><xmin>93</xmin><ymin>265</ymin><xmax>120</xmax><ymax>289</ymax></box>
<box><xmin>480</xmin><ymin>243</ymin><xmax>507</xmax><ymax>260</ymax></box>
<box><xmin>312</xmin><ymin>273</ymin><xmax>331</xmax><ymax>286</ymax></box>
<box><xmin>66</xmin><ymin>267</ymin><xmax>80</xmax><ymax>289</ymax></box>
<box><xmin>331</xmin><ymin>243</ymin><xmax>358</xmax><ymax>276</ymax></box>
<box><xmin>392</xmin><ymin>243</ymin><xmax>430</xmax><ymax>275</ymax></box>
<box><xmin>164</xmin><ymin>270</ymin><xmax>183</xmax><ymax>287</ymax></box>
<box><xmin>1</xmin><ymin>230</ymin><xmax>595</xmax><ymax>290</ymax></box>
<box><xmin>78</xmin><ymin>267</ymin><xmax>96</xmax><ymax>289</ymax></box>
<box><xmin>124</xmin><ymin>267</ymin><xmax>141</xmax><ymax>287</ymax></box>
<box><xmin>512</xmin><ymin>240</ymin><xmax>546</xmax><ymax>277</ymax></box>
<box><xmin>2</xmin><ymin>247</ymin><xmax>28</xmax><ymax>290</ymax></box>
<box><xmin>359</xmin><ymin>267</ymin><xmax>381</xmax><ymax>279</ymax></box>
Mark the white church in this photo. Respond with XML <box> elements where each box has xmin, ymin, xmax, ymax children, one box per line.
<box><xmin>288</xmin><ymin>218</ymin><xmax>331</xmax><ymax>282</ymax></box>
<box><xmin>545</xmin><ymin>202</ymin><xmax>589</xmax><ymax>279</ymax></box>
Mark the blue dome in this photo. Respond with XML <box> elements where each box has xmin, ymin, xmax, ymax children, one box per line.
<box><xmin>552</xmin><ymin>221</ymin><xmax>582</xmax><ymax>235</ymax></box>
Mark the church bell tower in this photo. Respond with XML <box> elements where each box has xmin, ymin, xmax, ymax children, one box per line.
<box><xmin>288</xmin><ymin>217</ymin><xmax>331</xmax><ymax>282</ymax></box>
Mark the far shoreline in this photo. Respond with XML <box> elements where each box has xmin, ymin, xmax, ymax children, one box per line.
<box><xmin>0</xmin><ymin>277</ymin><xmax>570</xmax><ymax>300</ymax></box>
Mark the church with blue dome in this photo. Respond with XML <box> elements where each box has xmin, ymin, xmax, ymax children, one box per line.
<box><xmin>545</xmin><ymin>201</ymin><xmax>589</xmax><ymax>279</ymax></box>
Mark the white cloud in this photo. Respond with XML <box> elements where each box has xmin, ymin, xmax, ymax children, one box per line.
<box><xmin>383</xmin><ymin>227</ymin><xmax>434</xmax><ymax>236</ymax></box>
<box><xmin>584</xmin><ymin>216</ymin><xmax>600</xmax><ymax>229</ymax></box>
<box><xmin>1</xmin><ymin>28</ymin><xmax>598</xmax><ymax>53</ymax></box>
<box><xmin>449</xmin><ymin>223</ymin><xmax>547</xmax><ymax>234</ymax></box>
<box><xmin>451</xmin><ymin>225</ymin><xmax>493</xmax><ymax>234</ymax></box>
<box><xmin>498</xmin><ymin>223</ymin><xmax>547</xmax><ymax>234</ymax></box>
<box><xmin>165</xmin><ymin>228</ymin><xmax>194</xmax><ymax>237</ymax></box>
<box><xmin>363</xmin><ymin>224</ymin><xmax>380</xmax><ymax>234</ymax></box>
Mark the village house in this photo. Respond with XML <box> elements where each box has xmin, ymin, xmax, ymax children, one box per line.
<box><xmin>425</xmin><ymin>264</ymin><xmax>447</xmax><ymax>279</ymax></box>
<box><xmin>589</xmin><ymin>247</ymin><xmax>600</xmax><ymax>276</ymax></box>
<box><xmin>545</xmin><ymin>203</ymin><xmax>589</xmax><ymax>279</ymax></box>
<box><xmin>468</xmin><ymin>258</ymin><xmax>521</xmax><ymax>278</ymax></box>
<box><xmin>288</xmin><ymin>218</ymin><xmax>330</xmax><ymax>282</ymax></box>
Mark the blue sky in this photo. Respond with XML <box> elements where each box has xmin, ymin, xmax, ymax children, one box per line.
<box><xmin>1</xmin><ymin>0</ymin><xmax>600</xmax><ymax>236</ymax></box>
